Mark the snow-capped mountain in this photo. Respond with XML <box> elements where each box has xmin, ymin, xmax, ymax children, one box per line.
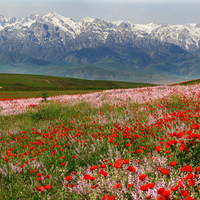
<box><xmin>1</xmin><ymin>12</ymin><xmax>200</xmax><ymax>61</ymax></box>
<box><xmin>1</xmin><ymin>12</ymin><xmax>200</xmax><ymax>83</ymax></box>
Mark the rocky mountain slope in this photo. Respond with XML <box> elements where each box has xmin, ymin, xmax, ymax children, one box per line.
<box><xmin>0</xmin><ymin>12</ymin><xmax>200</xmax><ymax>83</ymax></box>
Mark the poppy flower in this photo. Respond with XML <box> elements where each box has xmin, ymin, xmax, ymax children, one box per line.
<box><xmin>84</xmin><ymin>174</ymin><xmax>91</xmax><ymax>180</ymax></box>
<box><xmin>155</xmin><ymin>146</ymin><xmax>162</xmax><ymax>153</ymax></box>
<box><xmin>127</xmin><ymin>166</ymin><xmax>136</xmax><ymax>172</ymax></box>
<box><xmin>103</xmin><ymin>172</ymin><xmax>108</xmax><ymax>177</ymax></box>
<box><xmin>162</xmin><ymin>190</ymin><xmax>170</xmax><ymax>198</ymax></box>
<box><xmin>91</xmin><ymin>184</ymin><xmax>99</xmax><ymax>189</ymax></box>
<box><xmin>36</xmin><ymin>186</ymin><xmax>45</xmax><ymax>192</ymax></box>
<box><xmin>45</xmin><ymin>174</ymin><xmax>50</xmax><ymax>178</ymax></box>
<box><xmin>158</xmin><ymin>167</ymin><xmax>163</xmax><ymax>171</ymax></box>
<box><xmin>181</xmin><ymin>165</ymin><xmax>193</xmax><ymax>172</ymax></box>
<box><xmin>157</xmin><ymin>187</ymin><xmax>165</xmax><ymax>195</ymax></box>
<box><xmin>44</xmin><ymin>184</ymin><xmax>51</xmax><ymax>190</ymax></box>
<box><xmin>37</xmin><ymin>177</ymin><xmax>42</xmax><ymax>181</ymax></box>
<box><xmin>181</xmin><ymin>190</ymin><xmax>189</xmax><ymax>197</ymax></box>
<box><xmin>123</xmin><ymin>159</ymin><xmax>129</xmax><ymax>164</ymax></box>
<box><xmin>113</xmin><ymin>163</ymin><xmax>122</xmax><ymax>169</ymax></box>
<box><xmin>116</xmin><ymin>158</ymin><xmax>123</xmax><ymax>164</ymax></box>
<box><xmin>161</xmin><ymin>169</ymin><xmax>169</xmax><ymax>175</ymax></box>
<box><xmin>170</xmin><ymin>161</ymin><xmax>177</xmax><ymax>166</ymax></box>
<box><xmin>137</xmin><ymin>149</ymin><xmax>142</xmax><ymax>153</ymax></box>
<box><xmin>65</xmin><ymin>175</ymin><xmax>71</xmax><ymax>181</ymax></box>
<box><xmin>61</xmin><ymin>162</ymin><xmax>66</xmax><ymax>166</ymax></box>
<box><xmin>139</xmin><ymin>174</ymin><xmax>147</xmax><ymax>181</ymax></box>
<box><xmin>108</xmin><ymin>195</ymin><xmax>115</xmax><ymax>200</ymax></box>
<box><xmin>188</xmin><ymin>180</ymin><xmax>195</xmax><ymax>186</ymax></box>
<box><xmin>114</xmin><ymin>183</ymin><xmax>121</xmax><ymax>189</ymax></box>
<box><xmin>140</xmin><ymin>185</ymin><xmax>148</xmax><ymax>191</ymax></box>
<box><xmin>37</xmin><ymin>173</ymin><xmax>42</xmax><ymax>177</ymax></box>
<box><xmin>146</xmin><ymin>183</ymin><xmax>154</xmax><ymax>189</ymax></box>
<box><xmin>128</xmin><ymin>183</ymin><xmax>133</xmax><ymax>189</ymax></box>
<box><xmin>90</xmin><ymin>165</ymin><xmax>97</xmax><ymax>171</ymax></box>
<box><xmin>186</xmin><ymin>197</ymin><xmax>195</xmax><ymax>200</ymax></box>
<box><xmin>171</xmin><ymin>185</ymin><xmax>179</xmax><ymax>191</ymax></box>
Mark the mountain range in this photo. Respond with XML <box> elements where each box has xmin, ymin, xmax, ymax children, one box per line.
<box><xmin>0</xmin><ymin>12</ymin><xmax>200</xmax><ymax>83</ymax></box>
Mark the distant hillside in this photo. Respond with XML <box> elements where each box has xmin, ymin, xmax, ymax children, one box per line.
<box><xmin>173</xmin><ymin>78</ymin><xmax>200</xmax><ymax>86</ymax></box>
<box><xmin>0</xmin><ymin>73</ymin><xmax>156</xmax><ymax>91</ymax></box>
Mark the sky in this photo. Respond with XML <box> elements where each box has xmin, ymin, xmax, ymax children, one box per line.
<box><xmin>0</xmin><ymin>0</ymin><xmax>200</xmax><ymax>25</ymax></box>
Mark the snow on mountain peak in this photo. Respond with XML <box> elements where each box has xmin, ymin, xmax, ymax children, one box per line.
<box><xmin>80</xmin><ymin>17</ymin><xmax>95</xmax><ymax>24</ymax></box>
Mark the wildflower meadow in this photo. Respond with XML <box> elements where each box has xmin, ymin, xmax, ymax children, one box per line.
<box><xmin>0</xmin><ymin>84</ymin><xmax>200</xmax><ymax>200</ymax></box>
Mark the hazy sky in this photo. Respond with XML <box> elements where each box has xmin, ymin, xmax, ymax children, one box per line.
<box><xmin>0</xmin><ymin>0</ymin><xmax>200</xmax><ymax>24</ymax></box>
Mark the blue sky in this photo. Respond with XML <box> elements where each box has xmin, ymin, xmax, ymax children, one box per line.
<box><xmin>0</xmin><ymin>0</ymin><xmax>200</xmax><ymax>24</ymax></box>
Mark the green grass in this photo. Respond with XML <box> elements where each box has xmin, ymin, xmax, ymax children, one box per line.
<box><xmin>172</xmin><ymin>78</ymin><xmax>200</xmax><ymax>86</ymax></box>
<box><xmin>0</xmin><ymin>73</ymin><xmax>156</xmax><ymax>99</ymax></box>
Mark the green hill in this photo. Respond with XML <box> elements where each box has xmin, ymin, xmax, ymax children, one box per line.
<box><xmin>0</xmin><ymin>73</ymin><xmax>156</xmax><ymax>91</ymax></box>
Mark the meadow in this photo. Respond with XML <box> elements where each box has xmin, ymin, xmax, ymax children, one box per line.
<box><xmin>0</xmin><ymin>73</ymin><xmax>155</xmax><ymax>100</ymax></box>
<box><xmin>0</xmin><ymin>83</ymin><xmax>200</xmax><ymax>200</ymax></box>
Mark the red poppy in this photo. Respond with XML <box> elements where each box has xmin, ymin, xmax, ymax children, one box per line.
<box><xmin>36</xmin><ymin>186</ymin><xmax>45</xmax><ymax>192</ymax></box>
<box><xmin>114</xmin><ymin>183</ymin><xmax>121</xmax><ymax>189</ymax></box>
<box><xmin>65</xmin><ymin>175</ymin><xmax>71</xmax><ymax>181</ymax></box>
<box><xmin>155</xmin><ymin>146</ymin><xmax>162</xmax><ymax>153</ymax></box>
<box><xmin>123</xmin><ymin>159</ymin><xmax>129</xmax><ymax>164</ymax></box>
<box><xmin>139</xmin><ymin>174</ymin><xmax>147</xmax><ymax>181</ymax></box>
<box><xmin>137</xmin><ymin>149</ymin><xmax>142</xmax><ymax>153</ymax></box>
<box><xmin>90</xmin><ymin>176</ymin><xmax>96</xmax><ymax>181</ymax></box>
<box><xmin>44</xmin><ymin>184</ymin><xmax>51</xmax><ymax>190</ymax></box>
<box><xmin>99</xmin><ymin>169</ymin><xmax>104</xmax><ymax>175</ymax></box>
<box><xmin>90</xmin><ymin>165</ymin><xmax>97</xmax><ymax>171</ymax></box>
<box><xmin>186</xmin><ymin>197</ymin><xmax>195</xmax><ymax>200</ymax></box>
<box><xmin>188</xmin><ymin>180</ymin><xmax>195</xmax><ymax>186</ymax></box>
<box><xmin>61</xmin><ymin>162</ymin><xmax>66</xmax><ymax>166</ymax></box>
<box><xmin>30</xmin><ymin>169</ymin><xmax>35</xmax><ymax>173</ymax></box>
<box><xmin>161</xmin><ymin>169</ymin><xmax>169</xmax><ymax>175</ymax></box>
<box><xmin>84</xmin><ymin>174</ymin><xmax>91</xmax><ymax>180</ymax></box>
<box><xmin>157</xmin><ymin>187</ymin><xmax>165</xmax><ymax>195</ymax></box>
<box><xmin>195</xmin><ymin>166</ymin><xmax>200</xmax><ymax>172</ymax></box>
<box><xmin>37</xmin><ymin>173</ymin><xmax>42</xmax><ymax>177</ymax></box>
<box><xmin>181</xmin><ymin>190</ymin><xmax>189</xmax><ymax>197</ymax></box>
<box><xmin>171</xmin><ymin>185</ymin><xmax>179</xmax><ymax>191</ymax></box>
<box><xmin>114</xmin><ymin>163</ymin><xmax>122</xmax><ymax>169</ymax></box>
<box><xmin>37</xmin><ymin>175</ymin><xmax>42</xmax><ymax>181</ymax></box>
<box><xmin>170</xmin><ymin>161</ymin><xmax>177</xmax><ymax>166</ymax></box>
<box><xmin>116</xmin><ymin>158</ymin><xmax>123</xmax><ymax>164</ymax></box>
<box><xmin>158</xmin><ymin>167</ymin><xmax>163</xmax><ymax>171</ymax></box>
<box><xmin>91</xmin><ymin>184</ymin><xmax>99</xmax><ymax>189</ymax></box>
<box><xmin>181</xmin><ymin>165</ymin><xmax>193</xmax><ymax>172</ymax></box>
<box><xmin>140</xmin><ymin>185</ymin><xmax>148</xmax><ymax>191</ymax></box>
<box><xmin>103</xmin><ymin>172</ymin><xmax>108</xmax><ymax>177</ymax></box>
<box><xmin>108</xmin><ymin>195</ymin><xmax>115</xmax><ymax>200</ymax></box>
<box><xmin>128</xmin><ymin>183</ymin><xmax>133</xmax><ymax>189</ymax></box>
<box><xmin>146</xmin><ymin>183</ymin><xmax>154</xmax><ymax>189</ymax></box>
<box><xmin>45</xmin><ymin>174</ymin><xmax>50</xmax><ymax>178</ymax></box>
<box><xmin>162</xmin><ymin>190</ymin><xmax>170</xmax><ymax>198</ymax></box>
<box><xmin>127</xmin><ymin>166</ymin><xmax>136</xmax><ymax>172</ymax></box>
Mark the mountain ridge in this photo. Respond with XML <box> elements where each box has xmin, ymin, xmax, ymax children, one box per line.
<box><xmin>0</xmin><ymin>12</ymin><xmax>200</xmax><ymax>83</ymax></box>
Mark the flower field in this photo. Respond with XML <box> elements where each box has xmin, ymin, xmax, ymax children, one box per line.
<box><xmin>0</xmin><ymin>84</ymin><xmax>200</xmax><ymax>199</ymax></box>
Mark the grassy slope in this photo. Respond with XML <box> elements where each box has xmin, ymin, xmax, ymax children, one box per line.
<box><xmin>172</xmin><ymin>78</ymin><xmax>200</xmax><ymax>86</ymax></box>
<box><xmin>0</xmin><ymin>73</ymin><xmax>156</xmax><ymax>99</ymax></box>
